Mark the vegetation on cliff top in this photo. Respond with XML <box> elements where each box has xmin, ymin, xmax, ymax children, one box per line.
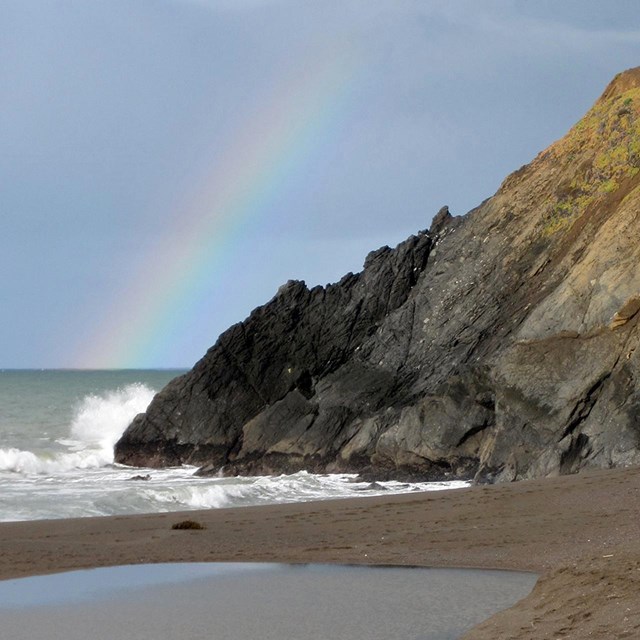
<box><xmin>541</xmin><ymin>82</ymin><xmax>640</xmax><ymax>236</ymax></box>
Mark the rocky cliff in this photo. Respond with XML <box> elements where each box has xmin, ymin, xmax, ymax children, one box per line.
<box><xmin>115</xmin><ymin>67</ymin><xmax>640</xmax><ymax>482</ymax></box>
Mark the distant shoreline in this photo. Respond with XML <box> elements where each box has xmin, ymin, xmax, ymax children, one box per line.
<box><xmin>0</xmin><ymin>466</ymin><xmax>638</xmax><ymax>638</ymax></box>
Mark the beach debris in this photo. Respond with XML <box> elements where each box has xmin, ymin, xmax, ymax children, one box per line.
<box><xmin>171</xmin><ymin>519</ymin><xmax>206</xmax><ymax>530</ymax></box>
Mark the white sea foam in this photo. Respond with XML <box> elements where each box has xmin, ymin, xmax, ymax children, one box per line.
<box><xmin>140</xmin><ymin>472</ymin><xmax>471</xmax><ymax>512</ymax></box>
<box><xmin>0</xmin><ymin>447</ymin><xmax>106</xmax><ymax>474</ymax></box>
<box><xmin>67</xmin><ymin>383</ymin><xmax>155</xmax><ymax>456</ymax></box>
<box><xmin>0</xmin><ymin>384</ymin><xmax>155</xmax><ymax>476</ymax></box>
<box><xmin>144</xmin><ymin>483</ymin><xmax>244</xmax><ymax>510</ymax></box>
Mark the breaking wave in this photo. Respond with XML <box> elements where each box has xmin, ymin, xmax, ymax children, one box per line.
<box><xmin>136</xmin><ymin>472</ymin><xmax>471</xmax><ymax>512</ymax></box>
<box><xmin>0</xmin><ymin>384</ymin><xmax>155</xmax><ymax>475</ymax></box>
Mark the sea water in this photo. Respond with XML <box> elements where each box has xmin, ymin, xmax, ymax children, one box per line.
<box><xmin>0</xmin><ymin>370</ymin><xmax>468</xmax><ymax>522</ymax></box>
<box><xmin>0</xmin><ymin>563</ymin><xmax>537</xmax><ymax>640</ymax></box>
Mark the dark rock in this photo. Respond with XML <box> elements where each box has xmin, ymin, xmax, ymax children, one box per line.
<box><xmin>355</xmin><ymin>482</ymin><xmax>389</xmax><ymax>492</ymax></box>
<box><xmin>127</xmin><ymin>474</ymin><xmax>151</xmax><ymax>481</ymax></box>
<box><xmin>429</xmin><ymin>205</ymin><xmax>453</xmax><ymax>235</ymax></box>
<box><xmin>115</xmin><ymin>68</ymin><xmax>640</xmax><ymax>483</ymax></box>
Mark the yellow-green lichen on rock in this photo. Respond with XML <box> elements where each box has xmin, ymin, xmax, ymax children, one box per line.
<box><xmin>538</xmin><ymin>69</ymin><xmax>640</xmax><ymax>237</ymax></box>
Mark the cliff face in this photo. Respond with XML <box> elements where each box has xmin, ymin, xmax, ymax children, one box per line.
<box><xmin>115</xmin><ymin>68</ymin><xmax>640</xmax><ymax>482</ymax></box>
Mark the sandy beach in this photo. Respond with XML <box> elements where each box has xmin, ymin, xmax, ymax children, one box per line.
<box><xmin>1</xmin><ymin>466</ymin><xmax>639</xmax><ymax>639</ymax></box>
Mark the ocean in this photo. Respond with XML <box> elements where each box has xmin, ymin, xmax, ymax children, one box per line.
<box><xmin>0</xmin><ymin>370</ymin><xmax>468</xmax><ymax>522</ymax></box>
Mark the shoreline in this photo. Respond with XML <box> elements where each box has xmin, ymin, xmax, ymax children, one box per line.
<box><xmin>1</xmin><ymin>466</ymin><xmax>639</xmax><ymax>638</ymax></box>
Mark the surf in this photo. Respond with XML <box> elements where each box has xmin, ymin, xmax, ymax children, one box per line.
<box><xmin>0</xmin><ymin>383</ymin><xmax>155</xmax><ymax>475</ymax></box>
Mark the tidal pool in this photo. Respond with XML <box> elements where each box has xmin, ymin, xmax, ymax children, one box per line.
<box><xmin>0</xmin><ymin>563</ymin><xmax>537</xmax><ymax>640</ymax></box>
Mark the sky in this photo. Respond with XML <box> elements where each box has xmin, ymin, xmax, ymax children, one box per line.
<box><xmin>2</xmin><ymin>0</ymin><xmax>640</xmax><ymax>369</ymax></box>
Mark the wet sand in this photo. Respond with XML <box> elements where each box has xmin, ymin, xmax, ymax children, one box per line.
<box><xmin>0</xmin><ymin>465</ymin><xmax>639</xmax><ymax>638</ymax></box>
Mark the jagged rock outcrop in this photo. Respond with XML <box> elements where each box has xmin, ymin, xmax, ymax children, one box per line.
<box><xmin>115</xmin><ymin>67</ymin><xmax>640</xmax><ymax>482</ymax></box>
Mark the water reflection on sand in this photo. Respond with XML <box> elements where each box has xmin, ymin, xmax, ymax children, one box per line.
<box><xmin>0</xmin><ymin>563</ymin><xmax>537</xmax><ymax>640</ymax></box>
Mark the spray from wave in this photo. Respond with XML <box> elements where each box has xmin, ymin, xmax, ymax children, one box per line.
<box><xmin>0</xmin><ymin>384</ymin><xmax>155</xmax><ymax>475</ymax></box>
<box><xmin>67</xmin><ymin>383</ymin><xmax>155</xmax><ymax>458</ymax></box>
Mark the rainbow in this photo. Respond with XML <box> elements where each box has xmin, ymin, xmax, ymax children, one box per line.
<box><xmin>73</xmin><ymin>45</ymin><xmax>364</xmax><ymax>368</ymax></box>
